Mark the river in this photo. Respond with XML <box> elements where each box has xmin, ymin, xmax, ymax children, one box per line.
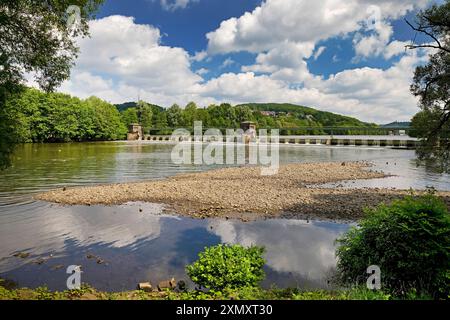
<box><xmin>0</xmin><ymin>142</ymin><xmax>449</xmax><ymax>291</ymax></box>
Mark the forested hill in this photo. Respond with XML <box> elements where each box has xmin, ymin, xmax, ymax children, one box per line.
<box><xmin>116</xmin><ymin>102</ymin><xmax>164</xmax><ymax>113</ymax></box>
<box><xmin>118</xmin><ymin>101</ymin><xmax>378</xmax><ymax>135</ymax></box>
<box><xmin>238</xmin><ymin>103</ymin><xmax>375</xmax><ymax>127</ymax></box>
<box><xmin>118</xmin><ymin>101</ymin><xmax>376</xmax><ymax>129</ymax></box>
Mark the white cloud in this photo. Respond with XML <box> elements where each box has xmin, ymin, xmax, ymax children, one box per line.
<box><xmin>199</xmin><ymin>72</ymin><xmax>286</xmax><ymax>102</ymax></box>
<box><xmin>195</xmin><ymin>68</ymin><xmax>209</xmax><ymax>75</ymax></box>
<box><xmin>353</xmin><ymin>20</ymin><xmax>393</xmax><ymax>58</ymax></box>
<box><xmin>75</xmin><ymin>16</ymin><xmax>201</xmax><ymax>94</ymax></box>
<box><xmin>220</xmin><ymin>57</ymin><xmax>236</xmax><ymax>69</ymax></box>
<box><xmin>191</xmin><ymin>50</ymin><xmax>208</xmax><ymax>62</ymax></box>
<box><xmin>241</xmin><ymin>41</ymin><xmax>316</xmax><ymax>83</ymax></box>
<box><xmin>243</xmin><ymin>41</ymin><xmax>315</xmax><ymax>72</ymax></box>
<box><xmin>60</xmin><ymin>71</ymin><xmax>122</xmax><ymax>102</ymax></box>
<box><xmin>353</xmin><ymin>17</ymin><xmax>408</xmax><ymax>60</ymax></box>
<box><xmin>59</xmin><ymin>15</ymin><xmax>204</xmax><ymax>106</ymax></box>
<box><xmin>383</xmin><ymin>40</ymin><xmax>409</xmax><ymax>59</ymax></box>
<box><xmin>314</xmin><ymin>46</ymin><xmax>327</xmax><ymax>60</ymax></box>
<box><xmin>157</xmin><ymin>0</ymin><xmax>198</xmax><ymax>11</ymax></box>
<box><xmin>314</xmin><ymin>52</ymin><xmax>429</xmax><ymax>121</ymax></box>
<box><xmin>206</xmin><ymin>0</ymin><xmax>430</xmax><ymax>54</ymax></box>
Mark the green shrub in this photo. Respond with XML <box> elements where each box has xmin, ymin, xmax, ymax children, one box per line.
<box><xmin>186</xmin><ymin>244</ymin><xmax>266</xmax><ymax>290</ymax></box>
<box><xmin>336</xmin><ymin>193</ymin><xmax>450</xmax><ymax>298</ymax></box>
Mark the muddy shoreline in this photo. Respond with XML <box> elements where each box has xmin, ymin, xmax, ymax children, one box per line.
<box><xmin>35</xmin><ymin>161</ymin><xmax>450</xmax><ymax>221</ymax></box>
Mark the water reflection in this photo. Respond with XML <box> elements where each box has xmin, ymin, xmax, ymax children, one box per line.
<box><xmin>0</xmin><ymin>201</ymin><xmax>349</xmax><ymax>291</ymax></box>
<box><xmin>208</xmin><ymin>219</ymin><xmax>349</xmax><ymax>288</ymax></box>
<box><xmin>0</xmin><ymin>202</ymin><xmax>165</xmax><ymax>273</ymax></box>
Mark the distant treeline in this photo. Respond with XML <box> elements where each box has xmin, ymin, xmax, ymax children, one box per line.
<box><xmin>3</xmin><ymin>88</ymin><xmax>380</xmax><ymax>144</ymax></box>
<box><xmin>119</xmin><ymin>102</ymin><xmax>378</xmax><ymax>136</ymax></box>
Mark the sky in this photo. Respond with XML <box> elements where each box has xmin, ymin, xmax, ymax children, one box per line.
<box><xmin>55</xmin><ymin>0</ymin><xmax>442</xmax><ymax>124</ymax></box>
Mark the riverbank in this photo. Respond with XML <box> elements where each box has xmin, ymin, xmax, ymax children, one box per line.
<box><xmin>35</xmin><ymin>161</ymin><xmax>450</xmax><ymax>221</ymax></box>
<box><xmin>0</xmin><ymin>282</ymin><xmax>393</xmax><ymax>300</ymax></box>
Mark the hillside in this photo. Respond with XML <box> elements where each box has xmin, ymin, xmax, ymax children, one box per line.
<box><xmin>238</xmin><ymin>103</ymin><xmax>376</xmax><ymax>127</ymax></box>
<box><xmin>116</xmin><ymin>102</ymin><xmax>164</xmax><ymax>113</ymax></box>
<box><xmin>114</xmin><ymin>101</ymin><xmax>379</xmax><ymax>135</ymax></box>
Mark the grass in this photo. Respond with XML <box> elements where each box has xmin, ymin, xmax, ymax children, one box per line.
<box><xmin>0</xmin><ymin>280</ymin><xmax>421</xmax><ymax>300</ymax></box>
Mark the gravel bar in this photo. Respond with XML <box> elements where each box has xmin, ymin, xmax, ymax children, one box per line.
<box><xmin>35</xmin><ymin>161</ymin><xmax>450</xmax><ymax>221</ymax></box>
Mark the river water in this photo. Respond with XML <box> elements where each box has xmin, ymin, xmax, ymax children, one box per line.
<box><xmin>0</xmin><ymin>142</ymin><xmax>449</xmax><ymax>291</ymax></box>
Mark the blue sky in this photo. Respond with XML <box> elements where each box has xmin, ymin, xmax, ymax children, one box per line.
<box><xmin>56</xmin><ymin>0</ymin><xmax>441</xmax><ymax>123</ymax></box>
<box><xmin>97</xmin><ymin>0</ymin><xmax>269</xmax><ymax>80</ymax></box>
<box><xmin>96</xmin><ymin>0</ymin><xmax>425</xmax><ymax>79</ymax></box>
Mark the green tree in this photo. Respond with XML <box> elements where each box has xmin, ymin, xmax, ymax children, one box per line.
<box><xmin>153</xmin><ymin>112</ymin><xmax>169</xmax><ymax>134</ymax></box>
<box><xmin>407</xmin><ymin>0</ymin><xmax>450</xmax><ymax>172</ymax></box>
<box><xmin>166</xmin><ymin>104</ymin><xmax>183</xmax><ymax>127</ymax></box>
<box><xmin>0</xmin><ymin>0</ymin><xmax>104</xmax><ymax>168</ymax></box>
<box><xmin>136</xmin><ymin>100</ymin><xmax>153</xmax><ymax>133</ymax></box>
<box><xmin>84</xmin><ymin>96</ymin><xmax>127</xmax><ymax>141</ymax></box>
<box><xmin>182</xmin><ymin>101</ymin><xmax>198</xmax><ymax>127</ymax></box>
<box><xmin>47</xmin><ymin>93</ymin><xmax>83</xmax><ymax>142</ymax></box>
<box><xmin>121</xmin><ymin>108</ymin><xmax>139</xmax><ymax>127</ymax></box>
<box><xmin>235</xmin><ymin>105</ymin><xmax>254</xmax><ymax>124</ymax></box>
<box><xmin>3</xmin><ymin>88</ymin><xmax>126</xmax><ymax>143</ymax></box>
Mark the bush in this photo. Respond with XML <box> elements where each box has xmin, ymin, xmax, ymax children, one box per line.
<box><xmin>186</xmin><ymin>244</ymin><xmax>266</xmax><ymax>290</ymax></box>
<box><xmin>336</xmin><ymin>193</ymin><xmax>450</xmax><ymax>298</ymax></box>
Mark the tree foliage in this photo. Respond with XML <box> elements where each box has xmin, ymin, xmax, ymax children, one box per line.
<box><xmin>0</xmin><ymin>0</ymin><xmax>104</xmax><ymax>168</ymax></box>
<box><xmin>0</xmin><ymin>0</ymin><xmax>103</xmax><ymax>92</ymax></box>
<box><xmin>3</xmin><ymin>88</ymin><xmax>126</xmax><ymax>144</ymax></box>
<box><xmin>408</xmin><ymin>0</ymin><xmax>450</xmax><ymax>172</ymax></box>
<box><xmin>121</xmin><ymin>108</ymin><xmax>138</xmax><ymax>128</ymax></box>
<box><xmin>336</xmin><ymin>193</ymin><xmax>450</xmax><ymax>299</ymax></box>
<box><xmin>166</xmin><ymin>103</ymin><xmax>183</xmax><ymax>128</ymax></box>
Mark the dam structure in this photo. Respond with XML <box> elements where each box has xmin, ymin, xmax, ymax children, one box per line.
<box><xmin>140</xmin><ymin>134</ymin><xmax>418</xmax><ymax>148</ymax></box>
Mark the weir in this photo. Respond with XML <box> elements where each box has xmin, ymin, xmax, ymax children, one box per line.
<box><xmin>141</xmin><ymin>134</ymin><xmax>419</xmax><ymax>148</ymax></box>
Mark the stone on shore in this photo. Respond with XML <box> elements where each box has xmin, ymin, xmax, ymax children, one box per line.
<box><xmin>158</xmin><ymin>278</ymin><xmax>176</xmax><ymax>291</ymax></box>
<box><xmin>138</xmin><ymin>282</ymin><xmax>153</xmax><ymax>292</ymax></box>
